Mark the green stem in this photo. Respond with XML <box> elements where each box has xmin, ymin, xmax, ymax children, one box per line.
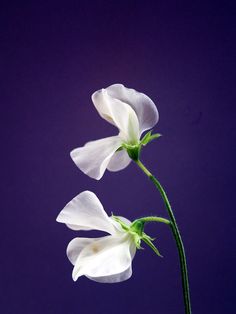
<box><xmin>135</xmin><ymin>216</ymin><xmax>171</xmax><ymax>225</ymax></box>
<box><xmin>135</xmin><ymin>159</ymin><xmax>192</xmax><ymax>314</ymax></box>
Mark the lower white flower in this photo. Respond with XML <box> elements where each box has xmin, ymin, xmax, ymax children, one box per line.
<box><xmin>56</xmin><ymin>190</ymin><xmax>137</xmax><ymax>283</ymax></box>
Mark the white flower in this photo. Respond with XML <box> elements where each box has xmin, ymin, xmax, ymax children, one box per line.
<box><xmin>56</xmin><ymin>191</ymin><xmax>137</xmax><ymax>283</ymax></box>
<box><xmin>70</xmin><ymin>84</ymin><xmax>159</xmax><ymax>179</ymax></box>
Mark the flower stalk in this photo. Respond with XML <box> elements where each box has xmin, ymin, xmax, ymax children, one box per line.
<box><xmin>135</xmin><ymin>159</ymin><xmax>192</xmax><ymax>314</ymax></box>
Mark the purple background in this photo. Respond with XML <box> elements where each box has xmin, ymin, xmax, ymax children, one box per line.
<box><xmin>1</xmin><ymin>1</ymin><xmax>235</xmax><ymax>313</ymax></box>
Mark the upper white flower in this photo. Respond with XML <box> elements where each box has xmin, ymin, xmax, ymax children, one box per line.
<box><xmin>70</xmin><ymin>84</ymin><xmax>159</xmax><ymax>179</ymax></box>
<box><xmin>56</xmin><ymin>191</ymin><xmax>136</xmax><ymax>283</ymax></box>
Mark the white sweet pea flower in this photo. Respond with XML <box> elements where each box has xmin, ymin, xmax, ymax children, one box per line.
<box><xmin>56</xmin><ymin>191</ymin><xmax>137</xmax><ymax>283</ymax></box>
<box><xmin>70</xmin><ymin>84</ymin><xmax>159</xmax><ymax>179</ymax></box>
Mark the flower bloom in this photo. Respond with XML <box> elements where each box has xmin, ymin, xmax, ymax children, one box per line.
<box><xmin>70</xmin><ymin>84</ymin><xmax>159</xmax><ymax>179</ymax></box>
<box><xmin>56</xmin><ymin>191</ymin><xmax>137</xmax><ymax>283</ymax></box>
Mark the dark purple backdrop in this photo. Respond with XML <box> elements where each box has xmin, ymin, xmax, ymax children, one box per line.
<box><xmin>1</xmin><ymin>1</ymin><xmax>235</xmax><ymax>313</ymax></box>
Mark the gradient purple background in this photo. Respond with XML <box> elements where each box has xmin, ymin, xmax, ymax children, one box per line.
<box><xmin>1</xmin><ymin>1</ymin><xmax>235</xmax><ymax>313</ymax></box>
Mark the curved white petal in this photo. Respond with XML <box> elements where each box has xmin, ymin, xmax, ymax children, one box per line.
<box><xmin>86</xmin><ymin>266</ymin><xmax>132</xmax><ymax>283</ymax></box>
<box><xmin>56</xmin><ymin>191</ymin><xmax>117</xmax><ymax>235</ymax></box>
<box><xmin>66</xmin><ymin>237</ymin><xmax>101</xmax><ymax>265</ymax></box>
<box><xmin>92</xmin><ymin>89</ymin><xmax>140</xmax><ymax>143</ymax></box>
<box><xmin>106</xmin><ymin>84</ymin><xmax>159</xmax><ymax>134</ymax></box>
<box><xmin>107</xmin><ymin>149</ymin><xmax>131</xmax><ymax>172</ymax></box>
<box><xmin>70</xmin><ymin>136</ymin><xmax>122</xmax><ymax>180</ymax></box>
<box><xmin>72</xmin><ymin>235</ymin><xmax>136</xmax><ymax>282</ymax></box>
<box><xmin>64</xmin><ymin>223</ymin><xmax>91</xmax><ymax>231</ymax></box>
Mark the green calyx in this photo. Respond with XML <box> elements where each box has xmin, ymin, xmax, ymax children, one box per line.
<box><xmin>120</xmin><ymin>130</ymin><xmax>162</xmax><ymax>161</ymax></box>
<box><xmin>112</xmin><ymin>215</ymin><xmax>163</xmax><ymax>257</ymax></box>
<box><xmin>122</xmin><ymin>143</ymin><xmax>140</xmax><ymax>161</ymax></box>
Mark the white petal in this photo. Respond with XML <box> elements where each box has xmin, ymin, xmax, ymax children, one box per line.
<box><xmin>86</xmin><ymin>266</ymin><xmax>132</xmax><ymax>283</ymax></box>
<box><xmin>107</xmin><ymin>149</ymin><xmax>131</xmax><ymax>172</ymax></box>
<box><xmin>56</xmin><ymin>191</ymin><xmax>117</xmax><ymax>235</ymax></box>
<box><xmin>65</xmin><ymin>224</ymin><xmax>91</xmax><ymax>231</ymax></box>
<box><xmin>70</xmin><ymin>136</ymin><xmax>122</xmax><ymax>180</ymax></box>
<box><xmin>106</xmin><ymin>84</ymin><xmax>159</xmax><ymax>134</ymax></box>
<box><xmin>92</xmin><ymin>89</ymin><xmax>140</xmax><ymax>143</ymax></box>
<box><xmin>66</xmin><ymin>237</ymin><xmax>100</xmax><ymax>265</ymax></box>
<box><xmin>72</xmin><ymin>235</ymin><xmax>136</xmax><ymax>282</ymax></box>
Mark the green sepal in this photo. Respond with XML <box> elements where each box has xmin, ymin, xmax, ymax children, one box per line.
<box><xmin>140</xmin><ymin>130</ymin><xmax>162</xmax><ymax>146</ymax></box>
<box><xmin>116</xmin><ymin>146</ymin><xmax>124</xmax><ymax>152</ymax></box>
<box><xmin>149</xmin><ymin>133</ymin><xmax>162</xmax><ymax>142</ymax></box>
<box><xmin>111</xmin><ymin>214</ymin><xmax>130</xmax><ymax>231</ymax></box>
<box><xmin>140</xmin><ymin>131</ymin><xmax>152</xmax><ymax>145</ymax></box>
<box><xmin>142</xmin><ymin>234</ymin><xmax>163</xmax><ymax>257</ymax></box>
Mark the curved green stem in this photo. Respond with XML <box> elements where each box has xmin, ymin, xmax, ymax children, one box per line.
<box><xmin>135</xmin><ymin>159</ymin><xmax>192</xmax><ymax>314</ymax></box>
<box><xmin>135</xmin><ymin>216</ymin><xmax>171</xmax><ymax>225</ymax></box>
